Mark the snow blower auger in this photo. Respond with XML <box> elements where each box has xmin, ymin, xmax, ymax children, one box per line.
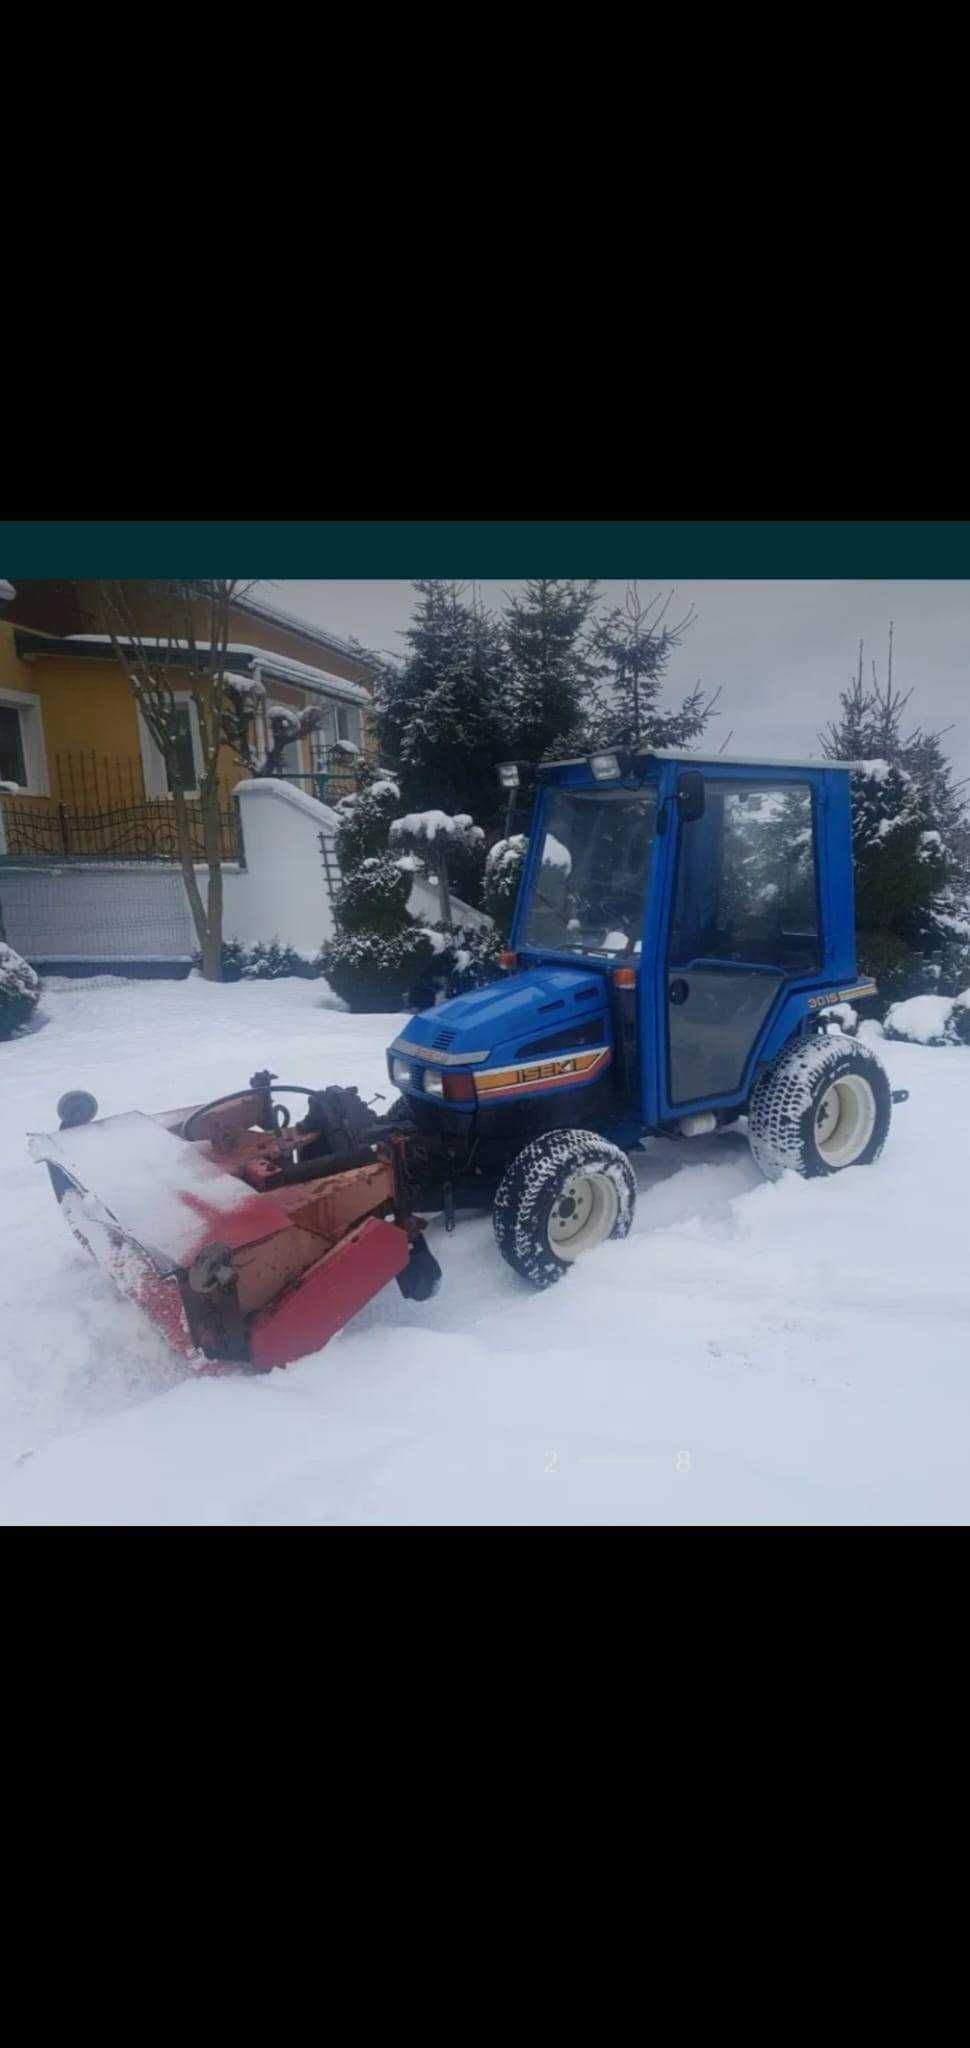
<box><xmin>28</xmin><ymin>1073</ymin><xmax>442</xmax><ymax>1372</ymax></box>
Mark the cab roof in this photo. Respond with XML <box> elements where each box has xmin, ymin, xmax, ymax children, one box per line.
<box><xmin>539</xmin><ymin>749</ymin><xmax>866</xmax><ymax>775</ymax></box>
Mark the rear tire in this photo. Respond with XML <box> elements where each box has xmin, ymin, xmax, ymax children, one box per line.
<box><xmin>493</xmin><ymin>1128</ymin><xmax>636</xmax><ymax>1289</ymax></box>
<box><xmin>747</xmin><ymin>1032</ymin><xmax>892</xmax><ymax>1182</ymax></box>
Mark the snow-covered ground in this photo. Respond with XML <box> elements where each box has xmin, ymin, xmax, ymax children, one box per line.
<box><xmin>1</xmin><ymin>975</ymin><xmax>969</xmax><ymax>1524</ymax></box>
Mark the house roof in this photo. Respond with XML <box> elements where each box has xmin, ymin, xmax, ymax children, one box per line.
<box><xmin>231</xmin><ymin>590</ymin><xmax>373</xmax><ymax>669</ymax></box>
<box><xmin>14</xmin><ymin>631</ymin><xmax>371</xmax><ymax>707</ymax></box>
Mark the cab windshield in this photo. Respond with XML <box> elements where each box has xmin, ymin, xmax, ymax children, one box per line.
<box><xmin>520</xmin><ymin>786</ymin><xmax>657</xmax><ymax>957</ymax></box>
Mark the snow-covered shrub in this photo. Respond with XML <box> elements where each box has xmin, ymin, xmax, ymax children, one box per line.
<box><xmin>855</xmin><ymin>929</ymin><xmax>926</xmax><ymax>1010</ymax></box>
<box><xmin>389</xmin><ymin>810</ymin><xmax>486</xmax><ymax>929</ymax></box>
<box><xmin>212</xmin><ymin>938</ymin><xmax>249</xmax><ymax>982</ymax></box>
<box><xmin>334</xmin><ymin>857</ymin><xmax>411</xmax><ymax>936</ymax></box>
<box><xmin>933</xmin><ymin>932</ymin><xmax>970</xmax><ymax>999</ymax></box>
<box><xmin>320</xmin><ymin>927</ymin><xmax>436</xmax><ymax>1014</ymax></box>
<box><xmin>443</xmin><ymin>922</ymin><xmax>505</xmax><ymax>995</ymax></box>
<box><xmin>334</xmin><ymin>779</ymin><xmax>400</xmax><ymax>868</ymax></box>
<box><xmin>819</xmin><ymin>1002</ymin><xmax>858</xmax><ymax>1036</ymax></box>
<box><xmin>444</xmin><ymin>823</ymin><xmax>487</xmax><ymax>908</ymax></box>
<box><xmin>483</xmin><ymin>834</ymin><xmax>528</xmax><ymax>937</ymax></box>
<box><xmin>242</xmin><ymin>940</ymin><xmax>321</xmax><ymax>981</ymax></box>
<box><xmin>324</xmin><ymin>781</ymin><xmax>452</xmax><ymax>1011</ymax></box>
<box><xmin>192</xmin><ymin>938</ymin><xmax>323</xmax><ymax>981</ymax></box>
<box><xmin>0</xmin><ymin>941</ymin><xmax>40</xmax><ymax>1039</ymax></box>
<box><xmin>884</xmin><ymin>989</ymin><xmax>970</xmax><ymax>1046</ymax></box>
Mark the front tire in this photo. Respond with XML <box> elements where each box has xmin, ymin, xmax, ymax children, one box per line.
<box><xmin>493</xmin><ymin>1129</ymin><xmax>636</xmax><ymax>1289</ymax></box>
<box><xmin>747</xmin><ymin>1032</ymin><xmax>892</xmax><ymax>1183</ymax></box>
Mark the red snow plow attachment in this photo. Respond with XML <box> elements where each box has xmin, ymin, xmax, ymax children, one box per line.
<box><xmin>28</xmin><ymin>1074</ymin><xmax>440</xmax><ymax>1371</ymax></box>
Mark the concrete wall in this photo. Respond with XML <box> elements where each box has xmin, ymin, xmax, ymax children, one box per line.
<box><xmin>224</xmin><ymin>780</ymin><xmax>337</xmax><ymax>955</ymax></box>
<box><xmin>0</xmin><ymin>779</ymin><xmax>491</xmax><ymax>968</ymax></box>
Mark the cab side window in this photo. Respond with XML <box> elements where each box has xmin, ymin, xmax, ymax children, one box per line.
<box><xmin>670</xmin><ymin>783</ymin><xmax>819</xmax><ymax>972</ymax></box>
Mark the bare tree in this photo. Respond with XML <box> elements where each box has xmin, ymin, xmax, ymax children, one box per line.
<box><xmin>96</xmin><ymin>579</ymin><xmax>324</xmax><ymax>980</ymax></box>
<box><xmin>219</xmin><ymin>687</ymin><xmax>324</xmax><ymax>780</ymax></box>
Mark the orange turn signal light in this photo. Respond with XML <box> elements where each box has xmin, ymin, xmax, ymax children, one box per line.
<box><xmin>499</xmin><ymin>950</ymin><xmax>518</xmax><ymax>970</ymax></box>
<box><xmin>612</xmin><ymin>966</ymin><xmax>637</xmax><ymax>989</ymax></box>
<box><xmin>442</xmin><ymin>1070</ymin><xmax>476</xmax><ymax>1104</ymax></box>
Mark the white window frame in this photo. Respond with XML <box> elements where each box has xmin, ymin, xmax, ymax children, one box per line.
<box><xmin>336</xmin><ymin>702</ymin><xmax>362</xmax><ymax>747</ymax></box>
<box><xmin>136</xmin><ymin>694</ymin><xmax>204</xmax><ymax>798</ymax></box>
<box><xmin>309</xmin><ymin>697</ymin><xmax>361</xmax><ymax>768</ymax></box>
<box><xmin>0</xmin><ymin>685</ymin><xmax>50</xmax><ymax>795</ymax></box>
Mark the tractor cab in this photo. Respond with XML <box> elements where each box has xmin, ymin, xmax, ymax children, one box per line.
<box><xmin>387</xmin><ymin>750</ymin><xmax>877</xmax><ymax>1171</ymax></box>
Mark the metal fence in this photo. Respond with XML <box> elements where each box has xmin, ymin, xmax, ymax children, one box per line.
<box><xmin>1</xmin><ymin>794</ymin><xmax>240</xmax><ymax>862</ymax></box>
<box><xmin>0</xmin><ymin>748</ymin><xmax>377</xmax><ymax>865</ymax></box>
<box><xmin>280</xmin><ymin>769</ymin><xmax>367</xmax><ymax>807</ymax></box>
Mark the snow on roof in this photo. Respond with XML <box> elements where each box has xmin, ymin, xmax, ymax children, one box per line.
<box><xmin>232</xmin><ymin>589</ymin><xmax>372</xmax><ymax>667</ymax></box>
<box><xmin>58</xmin><ymin>635</ymin><xmax>370</xmax><ymax>706</ymax></box>
<box><xmin>647</xmin><ymin>749</ymin><xmax>863</xmax><ymax>770</ymax></box>
<box><xmin>542</xmin><ymin>750</ymin><xmax>866</xmax><ymax>773</ymax></box>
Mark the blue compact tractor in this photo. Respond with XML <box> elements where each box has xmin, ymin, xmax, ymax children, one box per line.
<box><xmin>384</xmin><ymin>749</ymin><xmax>899</xmax><ymax>1288</ymax></box>
<box><xmin>35</xmin><ymin>748</ymin><xmax>907</xmax><ymax>1370</ymax></box>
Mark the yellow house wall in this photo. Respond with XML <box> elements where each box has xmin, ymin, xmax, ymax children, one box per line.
<box><xmin>4</xmin><ymin>606</ymin><xmax>375</xmax><ymax>815</ymax></box>
<box><xmin>0</xmin><ymin>620</ymin><xmax>36</xmax><ymax>696</ymax></box>
<box><xmin>7</xmin><ymin>644</ymin><xmax>321</xmax><ymax>805</ymax></box>
<box><xmin>0</xmin><ymin>623</ymin><xmax>57</xmax><ymax>828</ymax></box>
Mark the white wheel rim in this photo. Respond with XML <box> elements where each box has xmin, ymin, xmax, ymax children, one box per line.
<box><xmin>813</xmin><ymin>1073</ymin><xmax>877</xmax><ymax>1167</ymax></box>
<box><xmin>547</xmin><ymin>1170</ymin><xmax>619</xmax><ymax>1260</ymax></box>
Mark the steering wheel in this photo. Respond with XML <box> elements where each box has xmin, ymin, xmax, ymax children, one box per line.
<box><xmin>182</xmin><ymin>1080</ymin><xmax>317</xmax><ymax>1143</ymax></box>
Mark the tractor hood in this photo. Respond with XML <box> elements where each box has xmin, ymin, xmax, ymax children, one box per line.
<box><xmin>391</xmin><ymin>964</ymin><xmax>609</xmax><ymax>1068</ymax></box>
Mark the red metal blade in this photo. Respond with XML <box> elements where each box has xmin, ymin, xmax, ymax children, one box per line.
<box><xmin>249</xmin><ymin>1215</ymin><xmax>410</xmax><ymax>1372</ymax></box>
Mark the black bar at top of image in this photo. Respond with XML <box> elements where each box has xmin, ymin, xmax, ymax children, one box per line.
<box><xmin>3</xmin><ymin>519</ymin><xmax>970</xmax><ymax>577</ymax></box>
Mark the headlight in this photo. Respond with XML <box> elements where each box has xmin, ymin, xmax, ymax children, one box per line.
<box><xmin>422</xmin><ymin>1069</ymin><xmax>444</xmax><ymax>1097</ymax></box>
<box><xmin>391</xmin><ymin>1056</ymin><xmax>412</xmax><ymax>1087</ymax></box>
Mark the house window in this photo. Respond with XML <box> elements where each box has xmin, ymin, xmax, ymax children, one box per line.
<box><xmin>136</xmin><ymin>695</ymin><xmax>202</xmax><ymax>799</ymax></box>
<box><xmin>0</xmin><ymin>687</ymin><xmax>48</xmax><ymax>794</ymax></box>
<box><xmin>310</xmin><ymin>702</ymin><xmax>361</xmax><ymax>765</ymax></box>
<box><xmin>0</xmin><ymin>704</ymin><xmax>27</xmax><ymax>786</ymax></box>
<box><xmin>336</xmin><ymin>704</ymin><xmax>361</xmax><ymax>746</ymax></box>
<box><xmin>166</xmin><ymin>706</ymin><xmax>199</xmax><ymax>793</ymax></box>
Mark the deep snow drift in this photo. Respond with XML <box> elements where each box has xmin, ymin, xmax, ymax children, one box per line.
<box><xmin>1</xmin><ymin>974</ymin><xmax>969</xmax><ymax>1524</ymax></box>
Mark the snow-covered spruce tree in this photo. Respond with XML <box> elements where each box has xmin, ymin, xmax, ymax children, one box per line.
<box><xmin>0</xmin><ymin>941</ymin><xmax>41</xmax><ymax>1039</ymax></box>
<box><xmin>820</xmin><ymin>629</ymin><xmax>967</xmax><ymax>1003</ymax></box>
<box><xmin>321</xmin><ymin>776</ymin><xmax>437</xmax><ymax>1012</ymax></box>
<box><xmin>588</xmin><ymin>582</ymin><xmax>720</xmax><ymax>752</ymax></box>
<box><xmin>371</xmin><ymin>583</ymin><xmax>516</xmax><ymax>828</ymax></box>
<box><xmin>504</xmin><ymin>579</ymin><xmax>602</xmax><ymax>764</ymax></box>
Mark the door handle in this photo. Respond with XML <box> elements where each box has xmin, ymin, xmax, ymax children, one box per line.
<box><xmin>669</xmin><ymin>978</ymin><xmax>690</xmax><ymax>1005</ymax></box>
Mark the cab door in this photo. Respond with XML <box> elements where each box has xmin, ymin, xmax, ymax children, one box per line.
<box><xmin>659</xmin><ymin>776</ymin><xmax>822</xmax><ymax>1114</ymax></box>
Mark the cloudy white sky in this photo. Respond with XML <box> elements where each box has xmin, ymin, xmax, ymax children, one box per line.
<box><xmin>255</xmin><ymin>581</ymin><xmax>970</xmax><ymax>788</ymax></box>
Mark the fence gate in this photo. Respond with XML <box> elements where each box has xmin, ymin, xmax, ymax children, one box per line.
<box><xmin>0</xmin><ymin>863</ymin><xmax>198</xmax><ymax>969</ymax></box>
